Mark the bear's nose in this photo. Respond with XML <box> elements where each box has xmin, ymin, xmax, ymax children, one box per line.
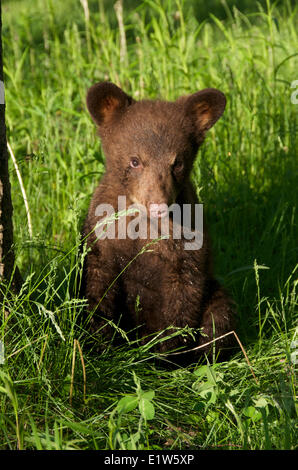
<box><xmin>149</xmin><ymin>203</ymin><xmax>168</xmax><ymax>219</ymax></box>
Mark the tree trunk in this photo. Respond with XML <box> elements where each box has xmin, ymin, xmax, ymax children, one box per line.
<box><xmin>0</xmin><ymin>1</ymin><xmax>21</xmax><ymax>289</ymax></box>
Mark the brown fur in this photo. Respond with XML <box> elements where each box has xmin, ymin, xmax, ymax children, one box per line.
<box><xmin>81</xmin><ymin>82</ymin><xmax>236</xmax><ymax>362</ymax></box>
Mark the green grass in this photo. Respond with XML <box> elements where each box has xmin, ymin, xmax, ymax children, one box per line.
<box><xmin>0</xmin><ymin>0</ymin><xmax>297</xmax><ymax>450</ymax></box>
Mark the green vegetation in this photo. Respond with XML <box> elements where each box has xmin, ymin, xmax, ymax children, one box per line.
<box><xmin>0</xmin><ymin>0</ymin><xmax>297</xmax><ymax>450</ymax></box>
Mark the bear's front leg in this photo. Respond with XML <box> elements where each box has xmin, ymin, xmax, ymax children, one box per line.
<box><xmin>197</xmin><ymin>279</ymin><xmax>236</xmax><ymax>359</ymax></box>
<box><xmin>83</xmin><ymin>241</ymin><xmax>123</xmax><ymax>346</ymax></box>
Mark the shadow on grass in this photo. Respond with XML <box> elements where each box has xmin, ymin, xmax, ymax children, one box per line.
<box><xmin>202</xmin><ymin>126</ymin><xmax>297</xmax><ymax>346</ymax></box>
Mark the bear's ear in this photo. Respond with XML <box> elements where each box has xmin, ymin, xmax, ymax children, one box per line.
<box><xmin>182</xmin><ymin>88</ymin><xmax>226</xmax><ymax>136</ymax></box>
<box><xmin>86</xmin><ymin>82</ymin><xmax>134</xmax><ymax>127</ymax></box>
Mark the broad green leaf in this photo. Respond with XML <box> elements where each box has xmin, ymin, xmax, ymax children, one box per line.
<box><xmin>141</xmin><ymin>390</ymin><xmax>155</xmax><ymax>401</ymax></box>
<box><xmin>117</xmin><ymin>395</ymin><xmax>138</xmax><ymax>413</ymax></box>
<box><xmin>199</xmin><ymin>388</ymin><xmax>217</xmax><ymax>404</ymax></box>
<box><xmin>254</xmin><ymin>397</ymin><xmax>269</xmax><ymax>408</ymax></box>
<box><xmin>243</xmin><ymin>406</ymin><xmax>262</xmax><ymax>422</ymax></box>
<box><xmin>193</xmin><ymin>365</ymin><xmax>208</xmax><ymax>378</ymax></box>
<box><xmin>139</xmin><ymin>398</ymin><xmax>155</xmax><ymax>420</ymax></box>
<box><xmin>194</xmin><ymin>382</ymin><xmax>214</xmax><ymax>393</ymax></box>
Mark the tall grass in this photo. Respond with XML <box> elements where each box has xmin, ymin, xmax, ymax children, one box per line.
<box><xmin>0</xmin><ymin>0</ymin><xmax>297</xmax><ymax>450</ymax></box>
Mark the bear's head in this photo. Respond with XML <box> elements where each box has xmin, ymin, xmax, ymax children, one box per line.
<box><xmin>86</xmin><ymin>82</ymin><xmax>226</xmax><ymax>216</ymax></box>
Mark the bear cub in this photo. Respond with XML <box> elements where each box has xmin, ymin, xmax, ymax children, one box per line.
<box><xmin>82</xmin><ymin>82</ymin><xmax>235</xmax><ymax>362</ymax></box>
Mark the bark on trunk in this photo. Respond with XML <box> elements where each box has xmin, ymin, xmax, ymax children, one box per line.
<box><xmin>0</xmin><ymin>1</ymin><xmax>21</xmax><ymax>289</ymax></box>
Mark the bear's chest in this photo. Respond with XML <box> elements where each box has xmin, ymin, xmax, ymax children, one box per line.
<box><xmin>115</xmin><ymin>236</ymin><xmax>207</xmax><ymax>317</ymax></box>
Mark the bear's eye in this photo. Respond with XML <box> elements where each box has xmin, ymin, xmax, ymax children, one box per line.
<box><xmin>130</xmin><ymin>157</ymin><xmax>141</xmax><ymax>168</ymax></box>
<box><xmin>172</xmin><ymin>159</ymin><xmax>184</xmax><ymax>173</ymax></box>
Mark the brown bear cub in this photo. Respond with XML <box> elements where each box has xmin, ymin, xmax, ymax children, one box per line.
<box><xmin>82</xmin><ymin>82</ymin><xmax>236</xmax><ymax>362</ymax></box>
